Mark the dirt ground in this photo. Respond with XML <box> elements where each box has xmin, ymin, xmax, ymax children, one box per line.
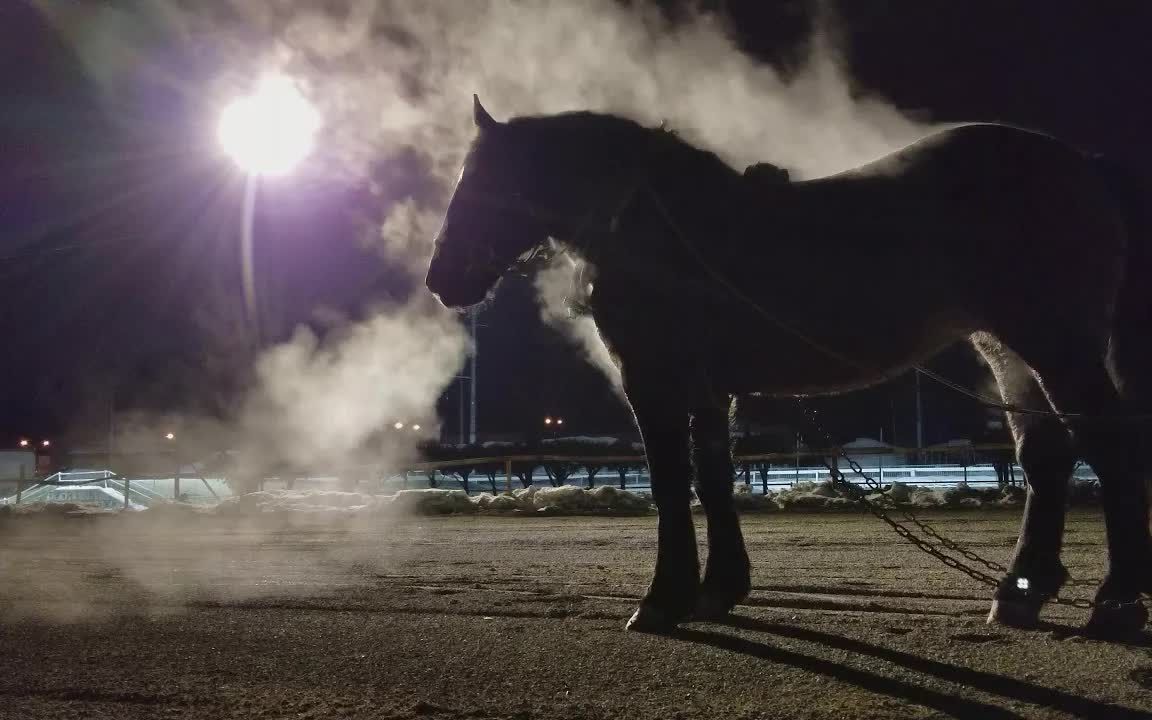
<box><xmin>2</xmin><ymin>508</ymin><xmax>1152</xmax><ymax>719</ymax></box>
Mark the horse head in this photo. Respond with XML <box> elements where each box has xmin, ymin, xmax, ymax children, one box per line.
<box><xmin>426</xmin><ymin>96</ymin><xmax>556</xmax><ymax>308</ymax></box>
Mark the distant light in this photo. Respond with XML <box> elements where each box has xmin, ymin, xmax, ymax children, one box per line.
<box><xmin>394</xmin><ymin>422</ymin><xmax>405</xmax><ymax>430</ymax></box>
<box><xmin>544</xmin><ymin>417</ymin><xmax>553</xmax><ymax>425</ymax></box>
<box><xmin>412</xmin><ymin>424</ymin><xmax>421</xmax><ymax>431</ymax></box>
<box><xmin>18</xmin><ymin>439</ymin><xmax>28</xmax><ymax>448</ymax></box>
<box><xmin>165</xmin><ymin>432</ymin><xmax>175</xmax><ymax>441</ymax></box>
<box><xmin>40</xmin><ymin>440</ymin><xmax>50</xmax><ymax>448</ymax></box>
<box><xmin>218</xmin><ymin>75</ymin><xmax>320</xmax><ymax>176</ymax></box>
<box><xmin>556</xmin><ymin>418</ymin><xmax>564</xmax><ymax>426</ymax></box>
<box><xmin>1016</xmin><ymin>577</ymin><xmax>1030</xmax><ymax>592</ymax></box>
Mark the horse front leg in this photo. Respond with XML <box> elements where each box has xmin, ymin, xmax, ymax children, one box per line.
<box><xmin>690</xmin><ymin>403</ymin><xmax>751</xmax><ymax>620</ymax></box>
<box><xmin>624</xmin><ymin>383</ymin><xmax>699</xmax><ymax>633</ymax></box>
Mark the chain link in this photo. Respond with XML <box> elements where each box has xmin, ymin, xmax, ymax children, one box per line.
<box><xmin>795</xmin><ymin>399</ymin><xmax>1099</xmax><ymax>609</ymax></box>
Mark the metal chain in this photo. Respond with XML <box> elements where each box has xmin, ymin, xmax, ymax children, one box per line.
<box><xmin>795</xmin><ymin>400</ymin><xmax>1097</xmax><ymax>609</ymax></box>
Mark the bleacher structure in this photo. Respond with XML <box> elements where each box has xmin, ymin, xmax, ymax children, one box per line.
<box><xmin>1</xmin><ymin>470</ymin><xmax>226</xmax><ymax>509</ymax></box>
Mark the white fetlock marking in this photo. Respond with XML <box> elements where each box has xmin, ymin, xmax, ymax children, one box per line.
<box><xmin>626</xmin><ymin>605</ymin><xmax>671</xmax><ymax>632</ymax></box>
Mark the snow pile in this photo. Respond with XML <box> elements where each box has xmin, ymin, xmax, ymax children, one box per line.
<box><xmin>526</xmin><ymin>484</ymin><xmax>651</xmax><ymax>514</ymax></box>
<box><xmin>541</xmin><ymin>436</ymin><xmax>624</xmax><ymax>447</ymax></box>
<box><xmin>773</xmin><ymin>481</ymin><xmax>858</xmax><ymax>511</ymax></box>
<box><xmin>473</xmin><ymin>485</ymin><xmax>652</xmax><ymax>514</ymax></box>
<box><xmin>384</xmin><ymin>489</ymin><xmax>478</xmax><ymax>515</ymax></box>
<box><xmin>1067</xmin><ymin>479</ymin><xmax>1099</xmax><ymax>506</ymax></box>
<box><xmin>203</xmin><ymin>486</ymin><xmax>652</xmax><ymax>517</ymax></box>
<box><xmin>720</xmin><ymin>480</ymin><xmax>1033</xmax><ymax>513</ymax></box>
<box><xmin>474</xmin><ymin>492</ymin><xmax>523</xmax><ymax>512</ymax></box>
<box><xmin>1</xmin><ymin>481</ymin><xmax>1045</xmax><ymax>519</ymax></box>
<box><xmin>215</xmin><ymin>489</ymin><xmax>378</xmax><ymax>516</ymax></box>
<box><xmin>885</xmin><ymin>482</ymin><xmax>912</xmax><ymax>503</ymax></box>
<box><xmin>0</xmin><ymin>501</ymin><xmax>117</xmax><ymax>516</ymax></box>
<box><xmin>729</xmin><ymin>484</ymin><xmax>780</xmax><ymax>512</ymax></box>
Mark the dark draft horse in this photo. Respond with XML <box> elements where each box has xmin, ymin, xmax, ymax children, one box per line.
<box><xmin>426</xmin><ymin>96</ymin><xmax>1152</xmax><ymax>637</ymax></box>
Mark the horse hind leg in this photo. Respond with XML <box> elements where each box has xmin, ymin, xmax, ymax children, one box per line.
<box><xmin>973</xmin><ymin>334</ymin><xmax>1075</xmax><ymax>628</ymax></box>
<box><xmin>1008</xmin><ymin>337</ymin><xmax>1152</xmax><ymax>636</ymax></box>
<box><xmin>690</xmin><ymin>399</ymin><xmax>751</xmax><ymax>620</ymax></box>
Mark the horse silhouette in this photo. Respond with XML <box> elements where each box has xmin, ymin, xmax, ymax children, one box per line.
<box><xmin>426</xmin><ymin>96</ymin><xmax>1152</xmax><ymax>636</ymax></box>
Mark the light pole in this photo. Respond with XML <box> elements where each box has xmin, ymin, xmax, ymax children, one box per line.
<box><xmin>218</xmin><ymin>75</ymin><xmax>320</xmax><ymax>339</ymax></box>
<box><xmin>469</xmin><ymin>309</ymin><xmax>478</xmax><ymax>445</ymax></box>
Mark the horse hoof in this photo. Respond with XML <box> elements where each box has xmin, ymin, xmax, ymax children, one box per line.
<box><xmin>1085</xmin><ymin>599</ymin><xmax>1148</xmax><ymax>639</ymax></box>
<box><xmin>694</xmin><ymin>586</ymin><xmax>748</xmax><ymax>622</ymax></box>
<box><xmin>694</xmin><ymin>594</ymin><xmax>734</xmax><ymax>622</ymax></box>
<box><xmin>987</xmin><ymin>597</ymin><xmax>1042</xmax><ymax>628</ymax></box>
<box><xmin>625</xmin><ymin>604</ymin><xmax>682</xmax><ymax>634</ymax></box>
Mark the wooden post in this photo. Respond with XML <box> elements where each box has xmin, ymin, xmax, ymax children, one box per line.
<box><xmin>123</xmin><ymin>476</ymin><xmax>131</xmax><ymax>510</ymax></box>
<box><xmin>173</xmin><ymin>471</ymin><xmax>181</xmax><ymax>501</ymax></box>
<box><xmin>794</xmin><ymin>433</ymin><xmax>801</xmax><ymax>486</ymax></box>
<box><xmin>504</xmin><ymin>458</ymin><xmax>513</xmax><ymax>493</ymax></box>
<box><xmin>15</xmin><ymin>464</ymin><xmax>24</xmax><ymax>505</ymax></box>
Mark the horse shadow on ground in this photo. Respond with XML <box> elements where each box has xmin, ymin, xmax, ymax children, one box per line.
<box><xmin>669</xmin><ymin>614</ymin><xmax>1152</xmax><ymax>719</ymax></box>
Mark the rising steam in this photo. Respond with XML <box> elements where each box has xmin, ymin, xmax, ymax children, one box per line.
<box><xmin>50</xmin><ymin>0</ymin><xmax>939</xmax><ymax>465</ymax></box>
<box><xmin>5</xmin><ymin>0</ymin><xmax>953</xmax><ymax>619</ymax></box>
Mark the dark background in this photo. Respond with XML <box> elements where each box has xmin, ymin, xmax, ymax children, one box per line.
<box><xmin>2</xmin><ymin>0</ymin><xmax>1150</xmax><ymax>450</ymax></box>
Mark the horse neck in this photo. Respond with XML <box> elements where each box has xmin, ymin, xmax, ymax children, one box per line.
<box><xmin>567</xmin><ymin>142</ymin><xmax>745</xmax><ymax>268</ymax></box>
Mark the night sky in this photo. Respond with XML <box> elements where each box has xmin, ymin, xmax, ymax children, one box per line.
<box><xmin>2</xmin><ymin>1</ymin><xmax>1150</xmax><ymax>450</ymax></box>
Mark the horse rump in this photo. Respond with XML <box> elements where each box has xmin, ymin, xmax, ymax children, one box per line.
<box><xmin>1095</xmin><ymin>156</ymin><xmax>1152</xmax><ymax>401</ymax></box>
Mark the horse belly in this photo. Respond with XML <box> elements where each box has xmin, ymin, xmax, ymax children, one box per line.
<box><xmin>703</xmin><ymin>309</ymin><xmax>973</xmax><ymax>397</ymax></box>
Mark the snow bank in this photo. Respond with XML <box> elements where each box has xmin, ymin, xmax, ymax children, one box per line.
<box><xmin>768</xmin><ymin>480</ymin><xmax>1028</xmax><ymax>511</ymax></box>
<box><xmin>541</xmin><ymin>436</ymin><xmax>624</xmax><ymax>447</ymax></box>
<box><xmin>0</xmin><ymin>501</ymin><xmax>119</xmax><ymax>516</ymax></box>
<box><xmin>215</xmin><ymin>489</ymin><xmax>378</xmax><ymax>516</ymax></box>
<box><xmin>202</xmin><ymin>486</ymin><xmax>653</xmax><ymax>518</ymax></box>
<box><xmin>0</xmin><ymin>481</ymin><xmax>1053</xmax><ymax>519</ymax></box>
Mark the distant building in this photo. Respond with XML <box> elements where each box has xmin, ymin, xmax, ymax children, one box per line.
<box><xmin>0</xmin><ymin>451</ymin><xmax>36</xmax><ymax>497</ymax></box>
<box><xmin>836</xmin><ymin>438</ymin><xmax>906</xmax><ymax>469</ymax></box>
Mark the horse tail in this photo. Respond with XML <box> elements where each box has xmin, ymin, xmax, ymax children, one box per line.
<box><xmin>1095</xmin><ymin>155</ymin><xmax>1152</xmax><ymax>401</ymax></box>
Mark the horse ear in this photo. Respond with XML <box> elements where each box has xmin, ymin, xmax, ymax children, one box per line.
<box><xmin>473</xmin><ymin>94</ymin><xmax>497</xmax><ymax>130</ymax></box>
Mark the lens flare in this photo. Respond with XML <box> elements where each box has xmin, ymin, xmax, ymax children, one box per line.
<box><xmin>218</xmin><ymin>75</ymin><xmax>320</xmax><ymax>176</ymax></box>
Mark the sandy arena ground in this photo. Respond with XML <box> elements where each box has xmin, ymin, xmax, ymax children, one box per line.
<box><xmin>2</xmin><ymin>508</ymin><xmax>1152</xmax><ymax>719</ymax></box>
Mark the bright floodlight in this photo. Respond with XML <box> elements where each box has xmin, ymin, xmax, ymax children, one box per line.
<box><xmin>165</xmin><ymin>432</ymin><xmax>175</xmax><ymax>441</ymax></box>
<box><xmin>41</xmin><ymin>440</ymin><xmax>50</xmax><ymax>448</ymax></box>
<box><xmin>218</xmin><ymin>75</ymin><xmax>320</xmax><ymax>176</ymax></box>
<box><xmin>412</xmin><ymin>424</ymin><xmax>421</xmax><ymax>431</ymax></box>
<box><xmin>18</xmin><ymin>439</ymin><xmax>28</xmax><ymax>448</ymax></box>
<box><xmin>394</xmin><ymin>422</ymin><xmax>404</xmax><ymax>430</ymax></box>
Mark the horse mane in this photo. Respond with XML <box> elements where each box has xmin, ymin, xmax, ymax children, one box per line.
<box><xmin>506</xmin><ymin>111</ymin><xmax>740</xmax><ymax>182</ymax></box>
